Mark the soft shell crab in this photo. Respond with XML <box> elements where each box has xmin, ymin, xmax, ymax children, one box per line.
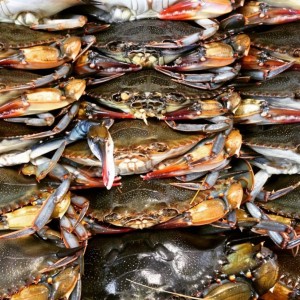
<box><xmin>82</xmin><ymin>230</ymin><xmax>278</xmax><ymax>299</ymax></box>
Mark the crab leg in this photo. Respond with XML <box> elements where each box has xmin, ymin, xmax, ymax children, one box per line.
<box><xmin>78</xmin><ymin>101</ymin><xmax>135</xmax><ymax>120</ymax></box>
<box><xmin>246</xmin><ymin>202</ymin><xmax>299</xmax><ymax>249</ymax></box>
<box><xmin>87</xmin><ymin>124</ymin><xmax>115</xmax><ymax>190</ymax></box>
<box><xmin>156</xmin><ymin>64</ymin><xmax>240</xmax><ymax>89</ymax></box>
<box><xmin>234</xmin><ymin>99</ymin><xmax>300</xmax><ymax>124</ymax></box>
<box><xmin>240</xmin><ymin>48</ymin><xmax>295</xmax><ymax>80</ymax></box>
<box><xmin>163</xmin><ymin>102</ymin><xmax>228</xmax><ymax>121</ymax></box>
<box><xmin>20</xmin><ymin>102</ymin><xmax>80</xmax><ymax>138</ymax></box>
<box><xmin>165</xmin><ymin>116</ymin><xmax>231</xmax><ymax>132</ymax></box>
<box><xmin>31</xmin><ymin>14</ymin><xmax>88</xmax><ymax>31</ymax></box>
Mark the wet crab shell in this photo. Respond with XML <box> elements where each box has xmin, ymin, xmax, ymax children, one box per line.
<box><xmin>82</xmin><ymin>229</ymin><xmax>278</xmax><ymax>299</ymax></box>
<box><xmin>242</xmin><ymin>124</ymin><xmax>300</xmax><ymax>171</ymax></box>
<box><xmin>235</xmin><ymin>71</ymin><xmax>300</xmax><ymax>109</ymax></box>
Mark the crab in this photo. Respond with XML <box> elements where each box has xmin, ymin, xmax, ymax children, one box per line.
<box><xmin>82</xmin><ymin>230</ymin><xmax>278</xmax><ymax>299</ymax></box>
<box><xmin>91</xmin><ymin>19</ymin><xmax>210</xmax><ymax>69</ymax></box>
<box><xmin>61</xmin><ymin>119</ymin><xmax>241</xmax><ymax>184</ymax></box>
<box><xmin>238</xmin><ymin>21</ymin><xmax>300</xmax><ymax>79</ymax></box>
<box><xmin>0</xmin><ymin>233</ymin><xmax>82</xmax><ymax>299</ymax></box>
<box><xmin>82</xmin><ymin>69</ymin><xmax>240</xmax><ymax>123</ymax></box>
<box><xmin>0</xmin><ymin>167</ymin><xmax>90</xmax><ymax>246</ymax></box>
<box><xmin>233</xmin><ymin>71</ymin><xmax>300</xmax><ymax>124</ymax></box>
<box><xmin>0</xmin><ymin>0</ymin><xmax>99</xmax><ymax>31</ymax></box>
<box><xmin>0</xmin><ymin>23</ymin><xmax>96</xmax><ymax>69</ymax></box>
<box><xmin>71</xmin><ymin>159</ymin><xmax>256</xmax><ymax>234</ymax></box>
<box><xmin>220</xmin><ymin>1</ymin><xmax>300</xmax><ymax>32</ymax></box>
<box><xmin>80</xmin><ymin>0</ymin><xmax>244</xmax><ymax>41</ymax></box>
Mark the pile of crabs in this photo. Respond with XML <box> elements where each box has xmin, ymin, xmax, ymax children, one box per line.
<box><xmin>0</xmin><ymin>0</ymin><xmax>300</xmax><ymax>299</ymax></box>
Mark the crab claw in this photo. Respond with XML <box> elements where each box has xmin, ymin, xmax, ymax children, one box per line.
<box><xmin>87</xmin><ymin>124</ymin><xmax>115</xmax><ymax>190</ymax></box>
<box><xmin>234</xmin><ymin>100</ymin><xmax>300</xmax><ymax>124</ymax></box>
<box><xmin>143</xmin><ymin>135</ymin><xmax>230</xmax><ymax>180</ymax></box>
<box><xmin>0</xmin><ymin>80</ymin><xmax>85</xmax><ymax>119</ymax></box>
<box><xmin>159</xmin><ymin>0</ymin><xmax>234</xmax><ymax>20</ymax></box>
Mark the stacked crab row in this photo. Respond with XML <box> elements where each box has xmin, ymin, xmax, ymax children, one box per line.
<box><xmin>0</xmin><ymin>0</ymin><xmax>299</xmax><ymax>299</ymax></box>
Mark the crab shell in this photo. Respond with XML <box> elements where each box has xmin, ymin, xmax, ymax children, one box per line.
<box><xmin>79</xmin><ymin>174</ymin><xmax>243</xmax><ymax>230</ymax></box>
<box><xmin>82</xmin><ymin>230</ymin><xmax>278</xmax><ymax>299</ymax></box>
<box><xmin>84</xmin><ymin>69</ymin><xmax>230</xmax><ymax>120</ymax></box>
<box><xmin>92</xmin><ymin>19</ymin><xmax>202</xmax><ymax>67</ymax></box>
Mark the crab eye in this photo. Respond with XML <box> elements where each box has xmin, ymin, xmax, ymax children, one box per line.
<box><xmin>112</xmin><ymin>91</ymin><xmax>132</xmax><ymax>102</ymax></box>
<box><xmin>107</xmin><ymin>41</ymin><xmax>126</xmax><ymax>52</ymax></box>
<box><xmin>293</xmin><ymin>49</ymin><xmax>300</xmax><ymax>58</ymax></box>
<box><xmin>167</xmin><ymin>92</ymin><xmax>187</xmax><ymax>103</ymax></box>
<box><xmin>0</xmin><ymin>42</ymin><xmax>6</xmax><ymax>51</ymax></box>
